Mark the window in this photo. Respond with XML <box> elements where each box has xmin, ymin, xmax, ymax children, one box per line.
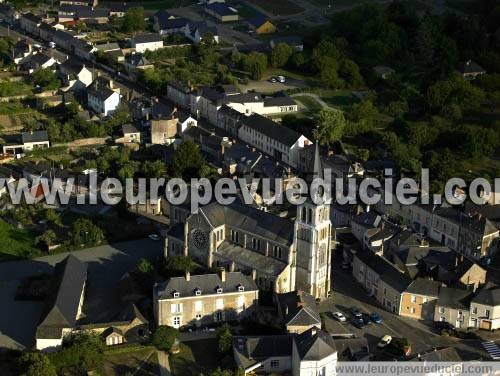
<box><xmin>216</xmin><ymin>298</ymin><xmax>224</xmax><ymax>310</ymax></box>
<box><xmin>458</xmin><ymin>310</ymin><xmax>462</xmax><ymax>317</ymax></box>
<box><xmin>486</xmin><ymin>309</ymin><xmax>490</xmax><ymax>318</ymax></box>
<box><xmin>439</xmin><ymin>307</ymin><xmax>445</xmax><ymax>314</ymax></box>
<box><xmin>440</xmin><ymin>316</ymin><xmax>446</xmax><ymax>322</ymax></box>
<box><xmin>237</xmin><ymin>284</ymin><xmax>244</xmax><ymax>292</ymax></box>
<box><xmin>231</xmin><ymin>230</ymin><xmax>239</xmax><ymax>243</ymax></box>
<box><xmin>173</xmin><ymin>291</ymin><xmax>179</xmax><ymax>298</ymax></box>
<box><xmin>171</xmin><ymin>303</ymin><xmax>182</xmax><ymax>313</ymax></box>
<box><xmin>216</xmin><ymin>286</ymin><xmax>223</xmax><ymax>294</ymax></box>
<box><xmin>237</xmin><ymin>296</ymin><xmax>245</xmax><ymax>312</ymax></box>
<box><xmin>270</xmin><ymin>360</ymin><xmax>279</xmax><ymax>369</ymax></box>
<box><xmin>214</xmin><ymin>311</ymin><xmax>223</xmax><ymax>322</ymax></box>
<box><xmin>195</xmin><ymin>314</ymin><xmax>202</xmax><ymax>320</ymax></box>
<box><xmin>410</xmin><ymin>307</ymin><xmax>415</xmax><ymax>313</ymax></box>
<box><xmin>194</xmin><ymin>288</ymin><xmax>201</xmax><ymax>296</ymax></box>
<box><xmin>472</xmin><ymin>306</ymin><xmax>477</xmax><ymax>314</ymax></box>
<box><xmin>273</xmin><ymin>246</ymin><xmax>282</xmax><ymax>259</ymax></box>
<box><xmin>411</xmin><ymin>295</ymin><xmax>417</xmax><ymax>303</ymax></box>
<box><xmin>194</xmin><ymin>301</ymin><xmax>202</xmax><ymax>312</ymax></box>
<box><xmin>173</xmin><ymin>316</ymin><xmax>181</xmax><ymax>327</ymax></box>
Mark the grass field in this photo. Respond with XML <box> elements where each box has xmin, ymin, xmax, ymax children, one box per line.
<box><xmin>0</xmin><ymin>220</ymin><xmax>38</xmax><ymax>261</ymax></box>
<box><xmin>102</xmin><ymin>347</ymin><xmax>158</xmax><ymax>376</ymax></box>
<box><xmin>294</xmin><ymin>95</ymin><xmax>323</xmax><ymax>112</ymax></box>
<box><xmin>247</xmin><ymin>0</ymin><xmax>304</xmax><ymax>15</ymax></box>
<box><xmin>319</xmin><ymin>89</ymin><xmax>359</xmax><ymax>111</ymax></box>
<box><xmin>169</xmin><ymin>339</ymin><xmax>222</xmax><ymax>376</ymax></box>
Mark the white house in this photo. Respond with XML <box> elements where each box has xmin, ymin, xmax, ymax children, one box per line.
<box><xmin>58</xmin><ymin>58</ymin><xmax>93</xmax><ymax>90</ymax></box>
<box><xmin>131</xmin><ymin>33</ymin><xmax>164</xmax><ymax>53</ymax></box>
<box><xmin>87</xmin><ymin>78</ymin><xmax>121</xmax><ymax>116</ymax></box>
<box><xmin>2</xmin><ymin>130</ymin><xmax>50</xmax><ymax>155</ymax></box>
<box><xmin>185</xmin><ymin>21</ymin><xmax>219</xmax><ymax>44</ymax></box>
<box><xmin>237</xmin><ymin>113</ymin><xmax>311</xmax><ymax>169</ymax></box>
<box><xmin>234</xmin><ymin>328</ymin><xmax>337</xmax><ymax>375</ymax></box>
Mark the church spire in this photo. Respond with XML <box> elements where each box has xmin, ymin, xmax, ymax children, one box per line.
<box><xmin>305</xmin><ymin>142</ymin><xmax>323</xmax><ymax>184</ymax></box>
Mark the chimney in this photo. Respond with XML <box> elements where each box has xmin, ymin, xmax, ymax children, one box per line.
<box><xmin>251</xmin><ymin>269</ymin><xmax>257</xmax><ymax>281</ymax></box>
<box><xmin>285</xmin><ymin>306</ymin><xmax>289</xmax><ymax>315</ymax></box>
<box><xmin>185</xmin><ymin>271</ymin><xmax>190</xmax><ymax>281</ymax></box>
<box><xmin>219</xmin><ymin>268</ymin><xmax>226</xmax><ymax>282</ymax></box>
<box><xmin>221</xmin><ymin>142</ymin><xmax>225</xmax><ymax>157</ymax></box>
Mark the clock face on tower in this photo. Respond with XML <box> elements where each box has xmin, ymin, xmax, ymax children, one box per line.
<box><xmin>191</xmin><ymin>229</ymin><xmax>209</xmax><ymax>250</ymax></box>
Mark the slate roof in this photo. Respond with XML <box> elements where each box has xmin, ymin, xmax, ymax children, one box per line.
<box><xmin>206</xmin><ymin>3</ymin><xmax>238</xmax><ymax>16</ymax></box>
<box><xmin>248</xmin><ymin>15</ymin><xmax>269</xmax><ymax>29</ymax></box>
<box><xmin>352</xmin><ymin>211</ymin><xmax>381</xmax><ymax>228</ymax></box>
<box><xmin>436</xmin><ymin>287</ymin><xmax>473</xmax><ymax>310</ymax></box>
<box><xmin>155</xmin><ymin>271</ymin><xmax>258</xmax><ymax>299</ymax></box>
<box><xmin>59</xmin><ymin>57</ymin><xmax>86</xmax><ymax>74</ymax></box>
<box><xmin>95</xmin><ymin>42</ymin><xmax>121</xmax><ymax>52</ymax></box>
<box><xmin>157</xmin><ymin>16</ymin><xmax>189</xmax><ymax>30</ymax></box>
<box><xmin>21</xmin><ymin>52</ymin><xmax>52</xmax><ymax>69</ymax></box>
<box><xmin>22</xmin><ymin>12</ymin><xmax>41</xmax><ymax>23</ymax></box>
<box><xmin>405</xmin><ymin>278</ymin><xmax>441</xmax><ymax>297</ymax></box>
<box><xmin>277</xmin><ymin>291</ymin><xmax>320</xmax><ymax>328</ymax></box>
<box><xmin>122</xmin><ymin>124</ymin><xmax>139</xmax><ymax>134</ymax></box>
<box><xmin>263</xmin><ymin>95</ymin><xmax>296</xmax><ymax>107</ymax></box>
<box><xmin>295</xmin><ymin>328</ymin><xmax>337</xmax><ymax>361</ymax></box>
<box><xmin>240</xmin><ymin>113</ymin><xmax>303</xmax><ymax>147</ymax></box>
<box><xmin>233</xmin><ymin>335</ymin><xmax>294</xmax><ymax>369</ymax></box>
<box><xmin>216</xmin><ymin>242</ymin><xmax>288</xmax><ymax>276</ymax></box>
<box><xmin>37</xmin><ymin>255</ymin><xmax>87</xmax><ymax>338</ymax></box>
<box><xmin>461</xmin><ymin>60</ymin><xmax>486</xmax><ymax>74</ymax></box>
<box><xmin>355</xmin><ymin>251</ymin><xmax>411</xmax><ymax>292</ymax></box>
<box><xmin>168</xmin><ymin>79</ymin><xmax>191</xmax><ymax>93</ymax></box>
<box><xmin>333</xmin><ymin>337</ymin><xmax>369</xmax><ymax>361</ymax></box>
<box><xmin>188</xmin><ymin>21</ymin><xmax>217</xmax><ymax>39</ymax></box>
<box><xmin>414</xmin><ymin>347</ymin><xmax>462</xmax><ymax>362</ymax></box>
<box><xmin>133</xmin><ymin>33</ymin><xmax>162</xmax><ymax>44</ymax></box>
<box><xmin>199</xmin><ymin>201</ymin><xmax>295</xmax><ymax>245</ymax></box>
<box><xmin>22</xmin><ymin>130</ymin><xmax>49</xmax><ymax>143</ymax></box>
<box><xmin>88</xmin><ymin>85</ymin><xmax>116</xmax><ymax>101</ymax></box>
<box><xmin>472</xmin><ymin>288</ymin><xmax>500</xmax><ymax>307</ymax></box>
<box><xmin>126</xmin><ymin>53</ymin><xmax>151</xmax><ymax>67</ymax></box>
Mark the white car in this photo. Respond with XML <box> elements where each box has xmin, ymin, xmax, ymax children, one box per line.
<box><xmin>148</xmin><ymin>234</ymin><xmax>160</xmax><ymax>241</ymax></box>
<box><xmin>377</xmin><ymin>335</ymin><xmax>392</xmax><ymax>348</ymax></box>
<box><xmin>276</xmin><ymin>75</ymin><xmax>286</xmax><ymax>83</ymax></box>
<box><xmin>332</xmin><ymin>312</ymin><xmax>346</xmax><ymax>322</ymax></box>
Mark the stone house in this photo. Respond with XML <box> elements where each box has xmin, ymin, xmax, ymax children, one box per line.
<box><xmin>400</xmin><ymin>278</ymin><xmax>441</xmax><ymax>320</ymax></box>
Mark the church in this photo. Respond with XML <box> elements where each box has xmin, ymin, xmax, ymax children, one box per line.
<box><xmin>166</xmin><ymin>144</ymin><xmax>333</xmax><ymax>299</ymax></box>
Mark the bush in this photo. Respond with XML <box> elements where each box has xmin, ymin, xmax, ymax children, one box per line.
<box><xmin>216</xmin><ymin>324</ymin><xmax>233</xmax><ymax>354</ymax></box>
<box><xmin>151</xmin><ymin>326</ymin><xmax>179</xmax><ymax>352</ymax></box>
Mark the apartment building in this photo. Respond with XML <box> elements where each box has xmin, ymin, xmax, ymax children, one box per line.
<box><xmin>154</xmin><ymin>270</ymin><xmax>259</xmax><ymax>328</ymax></box>
<box><xmin>400</xmin><ymin>278</ymin><xmax>441</xmax><ymax>320</ymax></box>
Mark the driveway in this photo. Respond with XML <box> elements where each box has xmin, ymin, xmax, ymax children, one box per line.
<box><xmin>0</xmin><ymin>238</ymin><xmax>163</xmax><ymax>350</ymax></box>
<box><xmin>240</xmin><ymin>77</ymin><xmax>308</xmax><ymax>94</ymax></box>
<box><xmin>321</xmin><ymin>262</ymin><xmax>490</xmax><ymax>360</ymax></box>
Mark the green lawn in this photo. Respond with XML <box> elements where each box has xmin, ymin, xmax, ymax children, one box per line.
<box><xmin>169</xmin><ymin>339</ymin><xmax>222</xmax><ymax>376</ymax></box>
<box><xmin>0</xmin><ymin>220</ymin><xmax>39</xmax><ymax>261</ymax></box>
<box><xmin>294</xmin><ymin>95</ymin><xmax>323</xmax><ymax>112</ymax></box>
<box><xmin>102</xmin><ymin>347</ymin><xmax>158</xmax><ymax>376</ymax></box>
<box><xmin>310</xmin><ymin>89</ymin><xmax>359</xmax><ymax>111</ymax></box>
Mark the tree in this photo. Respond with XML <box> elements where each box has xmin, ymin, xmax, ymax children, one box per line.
<box><xmin>151</xmin><ymin>326</ymin><xmax>179</xmax><ymax>352</ymax></box>
<box><xmin>36</xmin><ymin>230</ymin><xmax>57</xmax><ymax>249</ymax></box>
<box><xmin>71</xmin><ymin>218</ymin><xmax>105</xmax><ymax>246</ymax></box>
<box><xmin>270</xmin><ymin>43</ymin><xmax>293</xmax><ymax>68</ymax></box>
<box><xmin>163</xmin><ymin>255</ymin><xmax>194</xmax><ymax>277</ymax></box>
<box><xmin>241</xmin><ymin>52</ymin><xmax>268</xmax><ymax>80</ymax></box>
<box><xmin>172</xmin><ymin>140</ymin><xmax>205</xmax><ymax>180</ymax></box>
<box><xmin>137</xmin><ymin>258</ymin><xmax>154</xmax><ymax>274</ymax></box>
<box><xmin>117</xmin><ymin>162</ymin><xmax>138</xmax><ymax>182</ymax></box>
<box><xmin>216</xmin><ymin>323</ymin><xmax>233</xmax><ymax>354</ymax></box>
<box><xmin>18</xmin><ymin>352</ymin><xmax>56</xmax><ymax>376</ymax></box>
<box><xmin>142</xmin><ymin>160</ymin><xmax>167</xmax><ymax>179</ymax></box>
<box><xmin>48</xmin><ymin>332</ymin><xmax>105</xmax><ymax>372</ymax></box>
<box><xmin>339</xmin><ymin>59</ymin><xmax>363</xmax><ymax>87</ymax></box>
<box><xmin>313</xmin><ymin>109</ymin><xmax>347</xmax><ymax>148</ymax></box>
<box><xmin>122</xmin><ymin>7</ymin><xmax>146</xmax><ymax>32</ymax></box>
<box><xmin>32</xmin><ymin>68</ymin><xmax>60</xmax><ymax>91</ymax></box>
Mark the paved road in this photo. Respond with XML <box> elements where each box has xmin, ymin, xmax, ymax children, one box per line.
<box><xmin>320</xmin><ymin>261</ymin><xmax>491</xmax><ymax>360</ymax></box>
<box><xmin>0</xmin><ymin>238</ymin><xmax>163</xmax><ymax>350</ymax></box>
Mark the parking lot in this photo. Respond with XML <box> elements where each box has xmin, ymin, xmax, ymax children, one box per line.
<box><xmin>320</xmin><ymin>262</ymin><xmax>491</xmax><ymax>360</ymax></box>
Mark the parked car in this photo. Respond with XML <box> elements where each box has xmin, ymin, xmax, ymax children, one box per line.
<box><xmin>362</xmin><ymin>314</ymin><xmax>373</xmax><ymax>325</ymax></box>
<box><xmin>270</xmin><ymin>75</ymin><xmax>286</xmax><ymax>83</ymax></box>
<box><xmin>377</xmin><ymin>335</ymin><xmax>392</xmax><ymax>348</ymax></box>
<box><xmin>148</xmin><ymin>234</ymin><xmax>160</xmax><ymax>241</ymax></box>
<box><xmin>352</xmin><ymin>316</ymin><xmax>365</xmax><ymax>329</ymax></box>
<box><xmin>332</xmin><ymin>312</ymin><xmax>346</xmax><ymax>322</ymax></box>
<box><xmin>350</xmin><ymin>307</ymin><xmax>362</xmax><ymax>318</ymax></box>
<box><xmin>370</xmin><ymin>313</ymin><xmax>382</xmax><ymax>324</ymax></box>
<box><xmin>433</xmin><ymin>321</ymin><xmax>454</xmax><ymax>333</ymax></box>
